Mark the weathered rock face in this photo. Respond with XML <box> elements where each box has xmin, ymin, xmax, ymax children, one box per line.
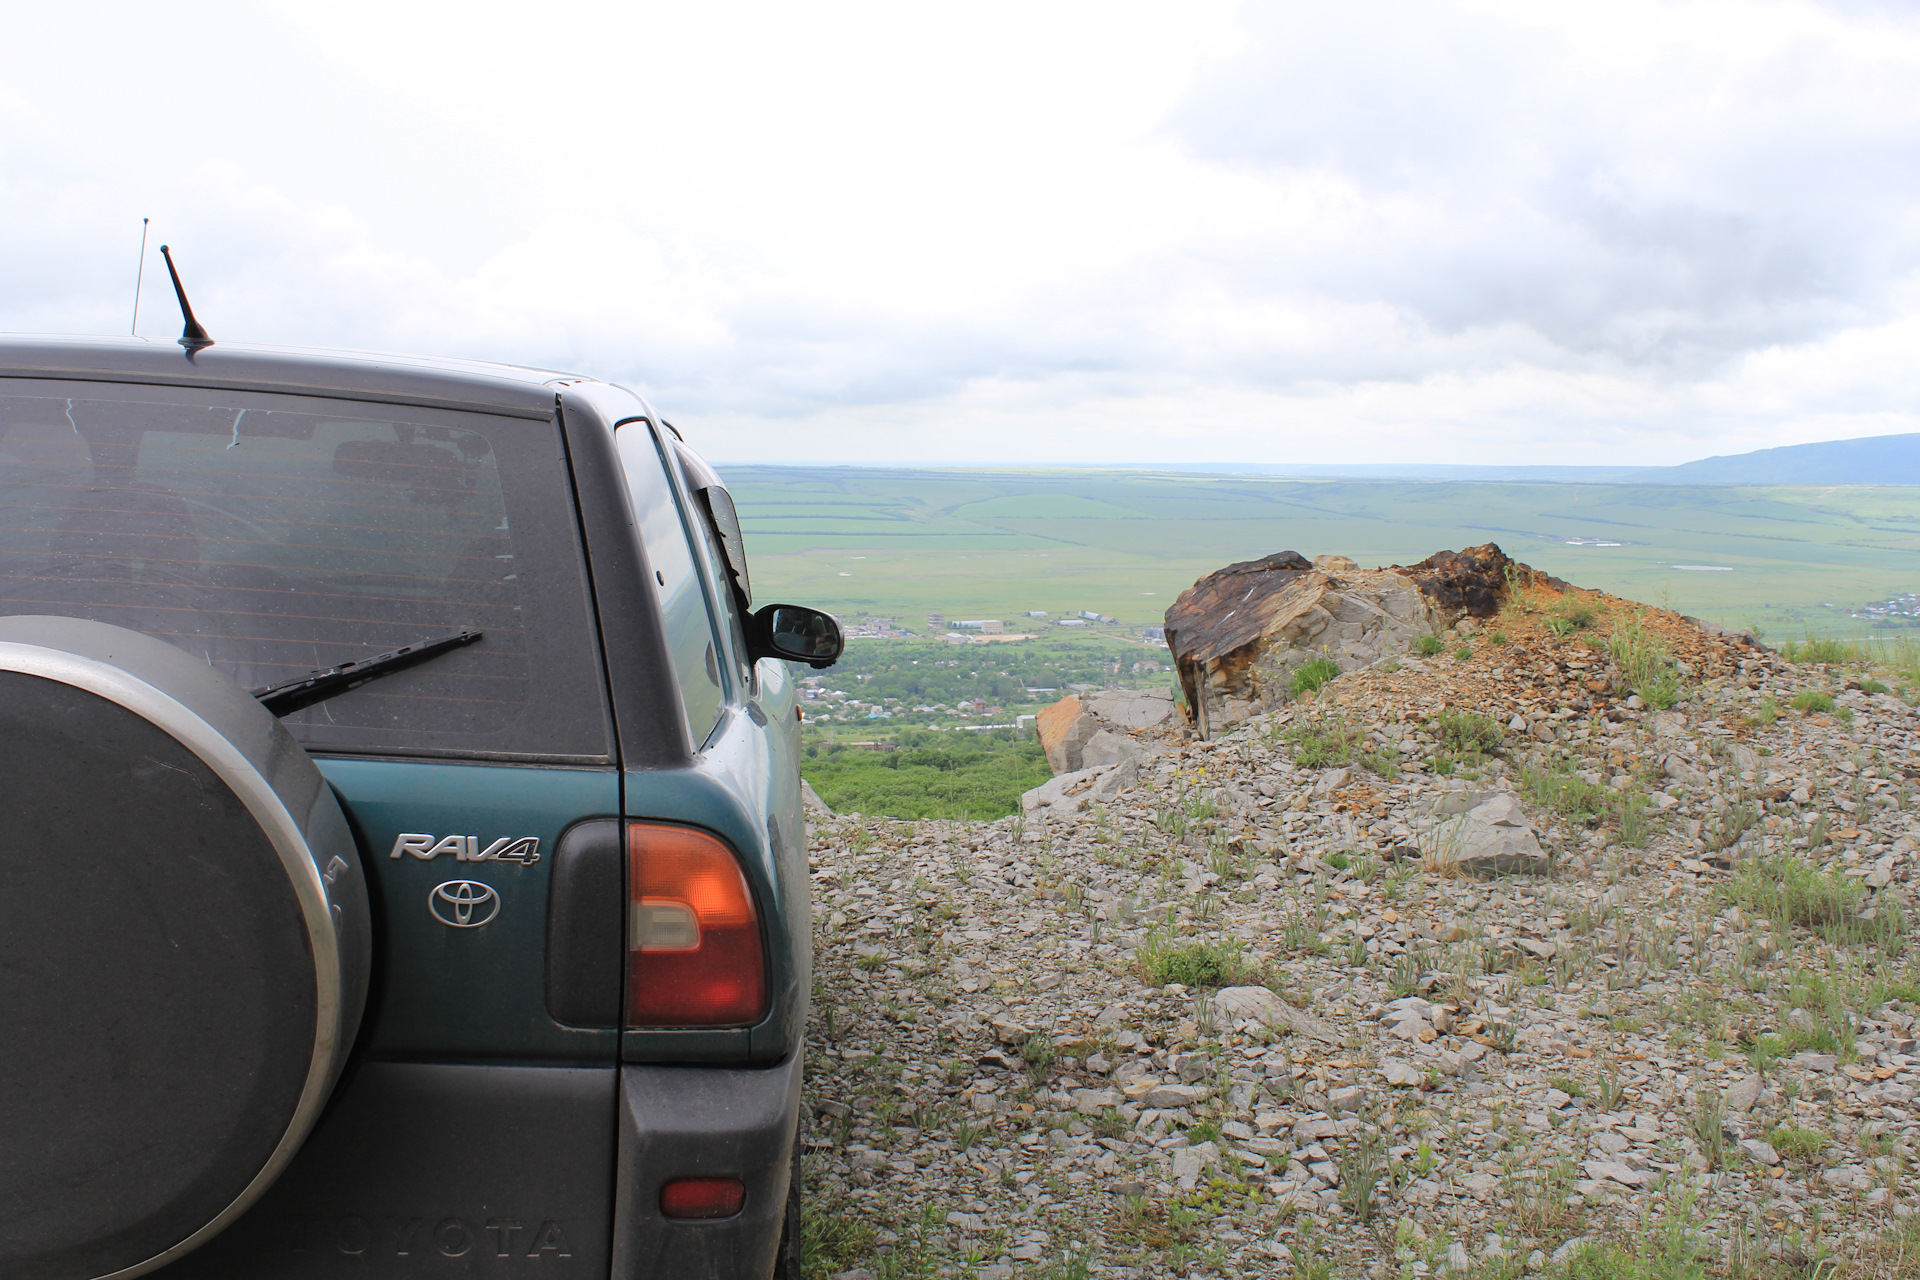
<box><xmin>1163</xmin><ymin>542</ymin><xmax>1564</xmax><ymax>737</ymax></box>
<box><xmin>1037</xmin><ymin>695</ymin><xmax>1093</xmax><ymax>774</ymax></box>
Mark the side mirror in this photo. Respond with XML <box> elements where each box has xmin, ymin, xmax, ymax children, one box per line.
<box><xmin>747</xmin><ymin>604</ymin><xmax>843</xmax><ymax>669</ymax></box>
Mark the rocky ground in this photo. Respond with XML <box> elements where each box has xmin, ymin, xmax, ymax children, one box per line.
<box><xmin>798</xmin><ymin>587</ymin><xmax>1920</xmax><ymax>1280</ymax></box>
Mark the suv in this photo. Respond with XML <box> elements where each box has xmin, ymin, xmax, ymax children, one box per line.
<box><xmin>0</xmin><ymin>335</ymin><xmax>839</xmax><ymax>1280</ymax></box>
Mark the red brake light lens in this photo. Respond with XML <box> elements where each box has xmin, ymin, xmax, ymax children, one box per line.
<box><xmin>660</xmin><ymin>1177</ymin><xmax>746</xmax><ymax>1219</ymax></box>
<box><xmin>627</xmin><ymin>824</ymin><xmax>766</xmax><ymax>1027</ymax></box>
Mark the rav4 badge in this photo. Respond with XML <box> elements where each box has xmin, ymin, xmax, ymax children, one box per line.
<box><xmin>388</xmin><ymin>833</ymin><xmax>541</xmax><ymax>864</ymax></box>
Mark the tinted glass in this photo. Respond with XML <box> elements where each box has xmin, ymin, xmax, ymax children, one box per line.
<box><xmin>615</xmin><ymin>421</ymin><xmax>723</xmax><ymax>748</ymax></box>
<box><xmin>0</xmin><ymin>381</ymin><xmax>611</xmax><ymax>760</ymax></box>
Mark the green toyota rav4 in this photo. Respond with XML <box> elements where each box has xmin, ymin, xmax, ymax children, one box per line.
<box><xmin>0</xmin><ymin>334</ymin><xmax>840</xmax><ymax>1280</ymax></box>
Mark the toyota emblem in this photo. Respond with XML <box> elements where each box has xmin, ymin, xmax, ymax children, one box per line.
<box><xmin>429</xmin><ymin>880</ymin><xmax>500</xmax><ymax>928</ymax></box>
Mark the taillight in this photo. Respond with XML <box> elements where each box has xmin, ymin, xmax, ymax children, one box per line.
<box><xmin>660</xmin><ymin>1177</ymin><xmax>746</xmax><ymax>1219</ymax></box>
<box><xmin>627</xmin><ymin>823</ymin><xmax>766</xmax><ymax>1027</ymax></box>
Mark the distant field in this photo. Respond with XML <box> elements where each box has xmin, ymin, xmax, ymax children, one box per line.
<box><xmin>720</xmin><ymin>465</ymin><xmax>1919</xmax><ymax>638</ymax></box>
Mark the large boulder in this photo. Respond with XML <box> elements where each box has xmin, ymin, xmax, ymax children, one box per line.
<box><xmin>1036</xmin><ymin>688</ymin><xmax>1173</xmax><ymax>774</ymax></box>
<box><xmin>1163</xmin><ymin>543</ymin><xmax>1565</xmax><ymax>737</ymax></box>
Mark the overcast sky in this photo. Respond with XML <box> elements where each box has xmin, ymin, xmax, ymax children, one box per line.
<box><xmin>5</xmin><ymin>1</ymin><xmax>1920</xmax><ymax>465</ymax></box>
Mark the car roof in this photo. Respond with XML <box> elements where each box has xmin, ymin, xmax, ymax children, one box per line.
<box><xmin>0</xmin><ymin>334</ymin><xmax>596</xmax><ymax>419</ymax></box>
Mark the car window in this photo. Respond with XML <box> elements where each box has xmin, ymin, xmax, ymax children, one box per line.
<box><xmin>0</xmin><ymin>380</ymin><xmax>613</xmax><ymax>761</ymax></box>
<box><xmin>614</xmin><ymin>421</ymin><xmax>724</xmax><ymax>749</ymax></box>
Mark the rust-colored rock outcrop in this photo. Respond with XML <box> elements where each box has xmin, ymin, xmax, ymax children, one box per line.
<box><xmin>1163</xmin><ymin>543</ymin><xmax>1564</xmax><ymax>737</ymax></box>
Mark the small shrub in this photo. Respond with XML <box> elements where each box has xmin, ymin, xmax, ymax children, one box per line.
<box><xmin>1453</xmin><ymin>644</ymin><xmax>1473</xmax><ymax>661</ymax></box>
<box><xmin>1859</xmin><ymin>678</ymin><xmax>1890</xmax><ymax>695</ymax></box>
<box><xmin>1489</xmin><ymin>631</ymin><xmax>1508</xmax><ymax>646</ymax></box>
<box><xmin>1755</xmin><ymin>697</ymin><xmax>1781</xmax><ymax>726</ymax></box>
<box><xmin>1287</xmin><ymin>718</ymin><xmax>1367</xmax><ymax>768</ymax></box>
<box><xmin>1435</xmin><ymin>710</ymin><xmax>1505</xmax><ymax>756</ymax></box>
<box><xmin>1520</xmin><ymin>760</ymin><xmax>1613</xmax><ymax>824</ymax></box>
<box><xmin>1291</xmin><ymin>657</ymin><xmax>1341</xmax><ymax>697</ymax></box>
<box><xmin>1413</xmin><ymin>634</ymin><xmax>1445</xmax><ymax>656</ymax></box>
<box><xmin>1550</xmin><ymin>599</ymin><xmax>1600</xmax><ymax>632</ymax></box>
<box><xmin>1138</xmin><ymin>937</ymin><xmax>1250</xmax><ymax>988</ymax></box>
<box><xmin>1791</xmin><ymin>689</ymin><xmax>1835</xmax><ymax>714</ymax></box>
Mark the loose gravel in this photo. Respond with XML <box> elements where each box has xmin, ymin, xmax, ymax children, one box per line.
<box><xmin>800</xmin><ymin>602</ymin><xmax>1920</xmax><ymax>1279</ymax></box>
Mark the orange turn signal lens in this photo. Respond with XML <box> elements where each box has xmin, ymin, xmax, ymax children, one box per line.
<box><xmin>627</xmin><ymin>823</ymin><xmax>766</xmax><ymax>1027</ymax></box>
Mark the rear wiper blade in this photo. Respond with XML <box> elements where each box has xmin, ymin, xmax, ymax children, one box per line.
<box><xmin>252</xmin><ymin>629</ymin><xmax>483</xmax><ymax>717</ymax></box>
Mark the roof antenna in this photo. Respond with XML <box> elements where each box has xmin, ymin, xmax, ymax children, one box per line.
<box><xmin>130</xmin><ymin>217</ymin><xmax>149</xmax><ymax>335</ymax></box>
<box><xmin>158</xmin><ymin>244</ymin><xmax>214</xmax><ymax>353</ymax></box>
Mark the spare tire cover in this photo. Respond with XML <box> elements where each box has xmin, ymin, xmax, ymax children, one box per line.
<box><xmin>0</xmin><ymin>617</ymin><xmax>371</xmax><ymax>1280</ymax></box>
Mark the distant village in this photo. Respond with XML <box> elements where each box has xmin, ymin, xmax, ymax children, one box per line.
<box><xmin>798</xmin><ymin>608</ymin><xmax>1172</xmax><ymax>735</ymax></box>
<box><xmin>837</xmin><ymin>608</ymin><xmax>1164</xmax><ymax>645</ymax></box>
<box><xmin>1849</xmin><ymin>590</ymin><xmax>1920</xmax><ymax>625</ymax></box>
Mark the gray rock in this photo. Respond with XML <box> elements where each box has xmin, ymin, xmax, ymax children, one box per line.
<box><xmin>991</xmin><ymin>1017</ymin><xmax>1030</xmax><ymax>1047</ymax></box>
<box><xmin>1021</xmin><ymin>765</ymin><xmax>1104</xmax><ymax>813</ymax></box>
<box><xmin>1582</xmin><ymin>1159</ymin><xmax>1648</xmax><ymax>1186</ymax></box>
<box><xmin>1423</xmin><ymin>792</ymin><xmax>1547</xmax><ymax>875</ymax></box>
<box><xmin>1083</xmin><ymin>687</ymin><xmax>1177</xmax><ymax>731</ymax></box>
<box><xmin>1381</xmin><ymin>1060</ymin><xmax>1424</xmax><ymax>1087</ymax></box>
<box><xmin>800</xmin><ymin>779</ymin><xmax>833</xmax><ymax>815</ymax></box>
<box><xmin>1430</xmin><ymin>790</ymin><xmax>1491</xmax><ymax>817</ymax></box>
<box><xmin>1209</xmin><ymin>986</ymin><xmax>1342</xmax><ymax>1044</ymax></box>
<box><xmin>1171</xmin><ymin>1140</ymin><xmax>1219</xmax><ymax>1186</ymax></box>
<box><xmin>1080</xmin><ymin>728</ymin><xmax>1141</xmax><ymax>770</ymax></box>
<box><xmin>1740</xmin><ymin>1139</ymin><xmax>1780</xmax><ymax>1166</ymax></box>
<box><xmin>1725</xmin><ymin>1073</ymin><xmax>1763</xmax><ymax>1113</ymax></box>
<box><xmin>1314</xmin><ymin>767</ymin><xmax>1353</xmax><ymax>794</ymax></box>
<box><xmin>1143</xmin><ymin>1083</ymin><xmax>1204</xmax><ymax>1109</ymax></box>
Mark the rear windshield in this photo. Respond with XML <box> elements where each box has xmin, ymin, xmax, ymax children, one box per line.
<box><xmin>0</xmin><ymin>380</ymin><xmax>611</xmax><ymax>762</ymax></box>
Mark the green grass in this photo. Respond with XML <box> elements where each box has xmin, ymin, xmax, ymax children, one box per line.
<box><xmin>1290</xmin><ymin>657</ymin><xmax>1341</xmax><ymax>697</ymax></box>
<box><xmin>1782</xmin><ymin>636</ymin><xmax>1854</xmax><ymax>665</ymax></box>
<box><xmin>1608</xmin><ymin>613</ymin><xmax>1687</xmax><ymax>709</ymax></box>
<box><xmin>803</xmin><ymin>735</ymin><xmax>1051</xmax><ymax>820</ymax></box>
<box><xmin>725</xmin><ymin>466</ymin><xmax>1917</xmax><ymax>636</ymax></box>
<box><xmin>1547</xmin><ymin>598</ymin><xmax>1602</xmax><ymax>636</ymax></box>
<box><xmin>1287</xmin><ymin>716</ymin><xmax>1399</xmax><ymax>776</ymax></box>
<box><xmin>1722</xmin><ymin>853</ymin><xmax>1906</xmax><ymax>948</ymax></box>
<box><xmin>1413</xmin><ymin>634</ymin><xmax>1445</xmax><ymax>656</ymax></box>
<box><xmin>1434</xmin><ymin>709</ymin><xmax>1505</xmax><ymax>756</ymax></box>
<box><xmin>1765</xmin><ymin>1126</ymin><xmax>1827</xmax><ymax>1162</ymax></box>
<box><xmin>1790</xmin><ymin>689</ymin><xmax>1835</xmax><ymax>714</ymax></box>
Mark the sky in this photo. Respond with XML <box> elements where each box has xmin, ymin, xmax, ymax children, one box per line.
<box><xmin>5</xmin><ymin>1</ymin><xmax>1920</xmax><ymax>466</ymax></box>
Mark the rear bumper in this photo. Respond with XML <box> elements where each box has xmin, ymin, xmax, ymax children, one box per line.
<box><xmin>612</xmin><ymin>1051</ymin><xmax>802</xmax><ymax>1280</ymax></box>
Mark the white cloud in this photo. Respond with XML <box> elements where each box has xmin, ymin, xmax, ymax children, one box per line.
<box><xmin>2</xmin><ymin>0</ymin><xmax>1918</xmax><ymax>463</ymax></box>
